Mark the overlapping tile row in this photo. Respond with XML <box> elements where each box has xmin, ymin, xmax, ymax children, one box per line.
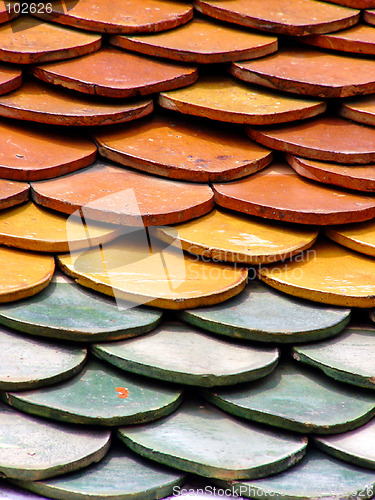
<box><xmin>1</xmin><ymin>2</ymin><xmax>375</xmax><ymax>499</ymax></box>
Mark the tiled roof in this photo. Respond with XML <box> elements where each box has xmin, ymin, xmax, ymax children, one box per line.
<box><xmin>0</xmin><ymin>2</ymin><xmax>375</xmax><ymax>499</ymax></box>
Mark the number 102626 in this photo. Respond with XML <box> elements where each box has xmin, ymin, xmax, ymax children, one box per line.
<box><xmin>6</xmin><ymin>3</ymin><xmax>53</xmax><ymax>14</ymax></box>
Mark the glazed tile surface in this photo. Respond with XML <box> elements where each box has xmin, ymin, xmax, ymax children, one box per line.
<box><xmin>159</xmin><ymin>76</ymin><xmax>326</xmax><ymax>125</ymax></box>
<box><xmin>95</xmin><ymin>115</ymin><xmax>272</xmax><ymax>182</ymax></box>
<box><xmin>0</xmin><ymin>81</ymin><xmax>154</xmax><ymax>126</ymax></box>
<box><xmin>0</xmin><ymin>16</ymin><xmax>102</xmax><ymax>64</ymax></box>
<box><xmin>32</xmin><ymin>47</ymin><xmax>198</xmax><ymax>98</ymax></box>
<box><xmin>110</xmin><ymin>18</ymin><xmax>278</xmax><ymax>64</ymax></box>
<box><xmin>214</xmin><ymin>162</ymin><xmax>375</xmax><ymax>225</ymax></box>
<box><xmin>194</xmin><ymin>0</ymin><xmax>360</xmax><ymax>36</ymax></box>
<box><xmin>31</xmin><ymin>162</ymin><xmax>214</xmax><ymax>225</ymax></box>
<box><xmin>32</xmin><ymin>0</ymin><xmax>193</xmax><ymax>34</ymax></box>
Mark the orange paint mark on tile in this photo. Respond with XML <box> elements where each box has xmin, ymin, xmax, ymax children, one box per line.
<box><xmin>115</xmin><ymin>387</ymin><xmax>129</xmax><ymax>399</ymax></box>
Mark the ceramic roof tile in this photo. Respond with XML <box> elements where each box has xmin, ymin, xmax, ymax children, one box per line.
<box><xmin>110</xmin><ymin>18</ymin><xmax>278</xmax><ymax>64</ymax></box>
<box><xmin>32</xmin><ymin>0</ymin><xmax>193</xmax><ymax>34</ymax></box>
<box><xmin>340</xmin><ymin>93</ymin><xmax>375</xmax><ymax>125</ymax></box>
<box><xmin>364</xmin><ymin>8</ymin><xmax>375</xmax><ymax>25</ymax></box>
<box><xmin>0</xmin><ymin>16</ymin><xmax>102</xmax><ymax>64</ymax></box>
<box><xmin>231</xmin><ymin>46</ymin><xmax>375</xmax><ymax>98</ymax></box>
<box><xmin>293</xmin><ymin>326</ymin><xmax>375</xmax><ymax>390</ymax></box>
<box><xmin>156</xmin><ymin>208</ymin><xmax>318</xmax><ymax>263</ymax></box>
<box><xmin>326</xmin><ymin>218</ymin><xmax>375</xmax><ymax>256</ymax></box>
<box><xmin>159</xmin><ymin>75</ymin><xmax>326</xmax><ymax>125</ymax></box>
<box><xmin>0</xmin><ymin>178</ymin><xmax>29</xmax><ymax>209</ymax></box>
<box><xmin>31</xmin><ymin>47</ymin><xmax>198</xmax><ymax>98</ymax></box>
<box><xmin>286</xmin><ymin>154</ymin><xmax>375</xmax><ymax>192</ymax></box>
<box><xmin>228</xmin><ymin>449</ymin><xmax>375</xmax><ymax>500</ymax></box>
<box><xmin>0</xmin><ymin>326</ymin><xmax>87</xmax><ymax>390</ymax></box>
<box><xmin>259</xmin><ymin>239</ymin><xmax>375</xmax><ymax>307</ymax></box>
<box><xmin>315</xmin><ymin>419</ymin><xmax>375</xmax><ymax>470</ymax></box>
<box><xmin>0</xmin><ymin>402</ymin><xmax>111</xmax><ymax>480</ymax></box>
<box><xmin>193</xmin><ymin>0</ymin><xmax>360</xmax><ymax>35</ymax></box>
<box><xmin>5</xmin><ymin>359</ymin><xmax>183</xmax><ymax>426</ymax></box>
<box><xmin>180</xmin><ymin>281</ymin><xmax>351</xmax><ymax>343</ymax></box>
<box><xmin>0</xmin><ymin>64</ymin><xmax>22</xmax><ymax>95</ymax></box>
<box><xmin>0</xmin><ymin>246</ymin><xmax>54</xmax><ymax>303</ymax></box>
<box><xmin>0</xmin><ymin>119</ymin><xmax>96</xmax><ymax>181</ymax></box>
<box><xmin>57</xmin><ymin>232</ymin><xmax>248</xmax><ymax>310</ymax></box>
<box><xmin>0</xmin><ymin>201</ymin><xmax>121</xmax><ymax>252</ymax></box>
<box><xmin>15</xmin><ymin>446</ymin><xmax>186</xmax><ymax>500</ymax></box>
<box><xmin>205</xmin><ymin>361</ymin><xmax>375</xmax><ymax>433</ymax></box>
<box><xmin>213</xmin><ymin>162</ymin><xmax>375</xmax><ymax>225</ymax></box>
<box><xmin>92</xmin><ymin>321</ymin><xmax>279</xmax><ymax>386</ymax></box>
<box><xmin>0</xmin><ymin>81</ymin><xmax>154</xmax><ymax>126</ymax></box>
<box><xmin>248</xmin><ymin>116</ymin><xmax>375</xmax><ymax>163</ymax></box>
<box><xmin>31</xmin><ymin>162</ymin><xmax>214</xmax><ymax>226</ymax></box>
<box><xmin>118</xmin><ymin>400</ymin><xmax>308</xmax><ymax>480</ymax></box>
<box><xmin>94</xmin><ymin>114</ymin><xmax>273</xmax><ymax>182</ymax></box>
<box><xmin>302</xmin><ymin>24</ymin><xmax>375</xmax><ymax>55</ymax></box>
<box><xmin>0</xmin><ymin>272</ymin><xmax>163</xmax><ymax>342</ymax></box>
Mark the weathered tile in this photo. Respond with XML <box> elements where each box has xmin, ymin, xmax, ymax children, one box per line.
<box><xmin>0</xmin><ymin>325</ymin><xmax>86</xmax><ymax>390</ymax></box>
<box><xmin>0</xmin><ymin>272</ymin><xmax>162</xmax><ymax>342</ymax></box>
<box><xmin>0</xmin><ymin>201</ymin><xmax>121</xmax><ymax>252</ymax></box>
<box><xmin>248</xmin><ymin>116</ymin><xmax>375</xmax><ymax>163</ymax></box>
<box><xmin>315</xmin><ymin>419</ymin><xmax>375</xmax><ymax>470</ymax></box>
<box><xmin>227</xmin><ymin>449</ymin><xmax>375</xmax><ymax>500</ymax></box>
<box><xmin>0</xmin><ymin>81</ymin><xmax>153</xmax><ymax>126</ymax></box>
<box><xmin>94</xmin><ymin>115</ymin><xmax>272</xmax><ymax>182</ymax></box>
<box><xmin>93</xmin><ymin>321</ymin><xmax>279</xmax><ymax>387</ymax></box>
<box><xmin>326</xmin><ymin>219</ymin><xmax>375</xmax><ymax>256</ymax></box>
<box><xmin>110</xmin><ymin>18</ymin><xmax>277</xmax><ymax>64</ymax></box>
<box><xmin>33</xmin><ymin>0</ymin><xmax>193</xmax><ymax>33</ymax></box>
<box><xmin>293</xmin><ymin>326</ymin><xmax>375</xmax><ymax>390</ymax></box>
<box><xmin>14</xmin><ymin>446</ymin><xmax>186</xmax><ymax>500</ymax></box>
<box><xmin>205</xmin><ymin>361</ymin><xmax>375</xmax><ymax>433</ymax></box>
<box><xmin>57</xmin><ymin>232</ymin><xmax>248</xmax><ymax>310</ymax></box>
<box><xmin>213</xmin><ymin>162</ymin><xmax>375</xmax><ymax>225</ymax></box>
<box><xmin>31</xmin><ymin>162</ymin><xmax>214</xmax><ymax>226</ymax></box>
<box><xmin>302</xmin><ymin>24</ymin><xmax>375</xmax><ymax>55</ymax></box>
<box><xmin>159</xmin><ymin>76</ymin><xmax>326</xmax><ymax>125</ymax></box>
<box><xmin>0</xmin><ymin>16</ymin><xmax>101</xmax><ymax>64</ymax></box>
<box><xmin>0</xmin><ymin>246</ymin><xmax>54</xmax><ymax>303</ymax></box>
<box><xmin>0</xmin><ymin>401</ymin><xmax>110</xmax><ymax>480</ymax></box>
<box><xmin>0</xmin><ymin>119</ymin><xmax>96</xmax><ymax>181</ymax></box>
<box><xmin>118</xmin><ymin>400</ymin><xmax>307</xmax><ymax>480</ymax></box>
<box><xmin>287</xmin><ymin>154</ymin><xmax>375</xmax><ymax>192</ymax></box>
<box><xmin>32</xmin><ymin>47</ymin><xmax>198</xmax><ymax>98</ymax></box>
<box><xmin>231</xmin><ymin>46</ymin><xmax>375</xmax><ymax>98</ymax></box>
<box><xmin>0</xmin><ymin>178</ymin><xmax>29</xmax><ymax>209</ymax></box>
<box><xmin>4</xmin><ymin>359</ymin><xmax>183</xmax><ymax>426</ymax></box>
<box><xmin>194</xmin><ymin>0</ymin><xmax>359</xmax><ymax>35</ymax></box>
<box><xmin>340</xmin><ymin>94</ymin><xmax>375</xmax><ymax>126</ymax></box>
<box><xmin>259</xmin><ymin>240</ymin><xmax>375</xmax><ymax>307</ymax></box>
<box><xmin>156</xmin><ymin>208</ymin><xmax>318</xmax><ymax>264</ymax></box>
<box><xmin>180</xmin><ymin>281</ymin><xmax>351</xmax><ymax>343</ymax></box>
